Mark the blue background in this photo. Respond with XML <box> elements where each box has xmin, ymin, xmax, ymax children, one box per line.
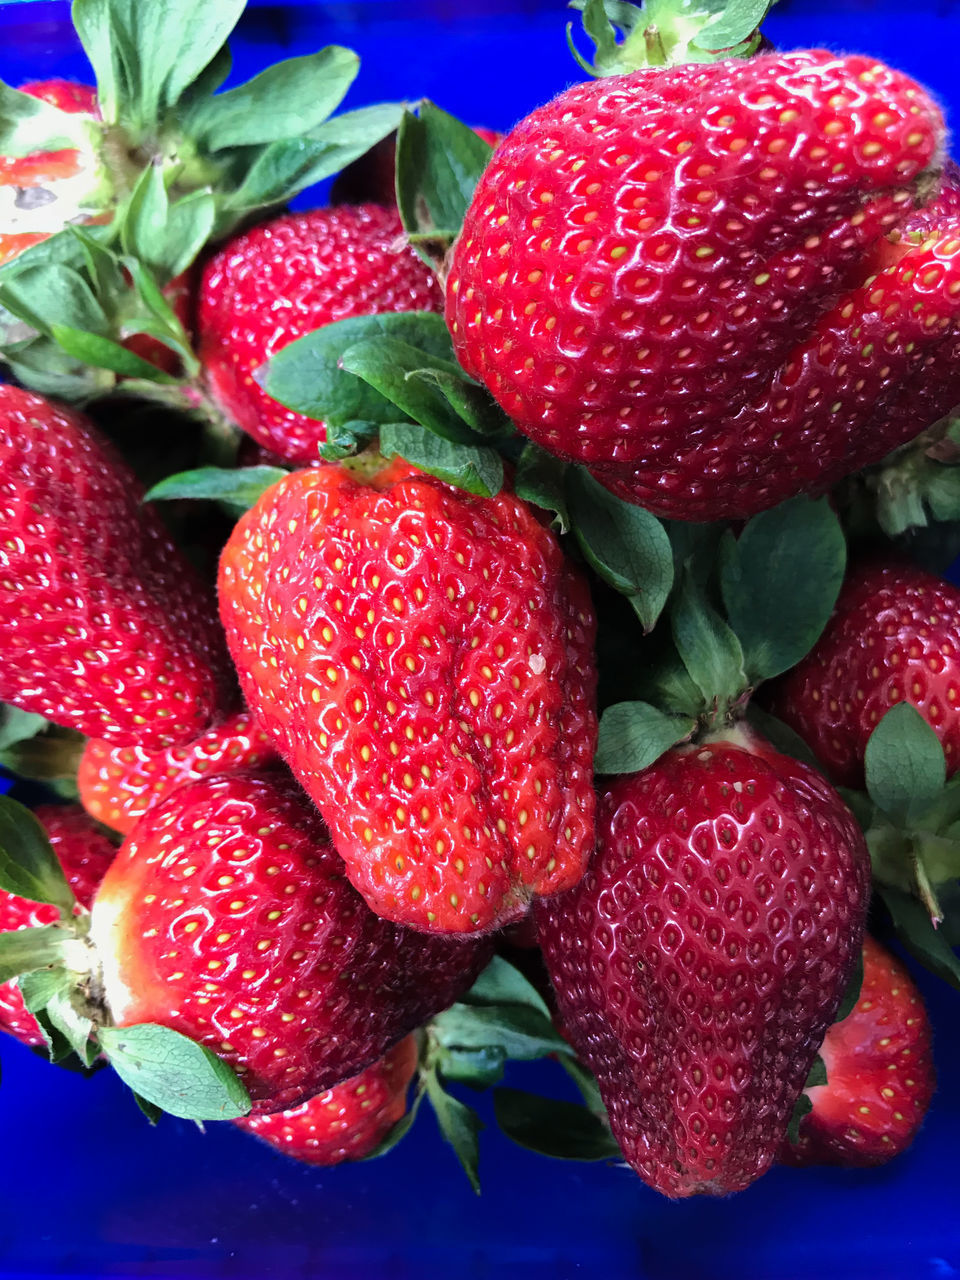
<box><xmin>2</xmin><ymin>2</ymin><xmax>960</xmax><ymax>1278</ymax></box>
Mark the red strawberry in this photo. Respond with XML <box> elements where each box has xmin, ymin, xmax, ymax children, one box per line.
<box><xmin>768</xmin><ymin>560</ymin><xmax>960</xmax><ymax>787</ymax></box>
<box><xmin>446</xmin><ymin>52</ymin><xmax>960</xmax><ymax>522</ymax></box>
<box><xmin>0</xmin><ymin>804</ymin><xmax>116</xmax><ymax>1046</ymax></box>
<box><xmin>0</xmin><ymin>80</ymin><xmax>101</xmax><ymax>267</ymax></box>
<box><xmin>0</xmin><ymin>385</ymin><xmax>233</xmax><ymax>749</ymax></box>
<box><xmin>235</xmin><ymin>1033</ymin><xmax>418</xmax><ymax>1164</ymax></box>
<box><xmin>196</xmin><ymin>206</ymin><xmax>443</xmax><ymax>463</ymax></box>
<box><xmin>218</xmin><ymin>462</ymin><xmax>597</xmax><ymax>935</ymax></box>
<box><xmin>537</xmin><ymin>725</ymin><xmax>870</xmax><ymax>1198</ymax></box>
<box><xmin>780</xmin><ymin>935</ymin><xmax>934</xmax><ymax>1167</ymax></box>
<box><xmin>88</xmin><ymin>772</ymin><xmax>493</xmax><ymax>1114</ymax></box>
<box><xmin>78</xmin><ymin>711</ymin><xmax>277</xmax><ymax>835</ymax></box>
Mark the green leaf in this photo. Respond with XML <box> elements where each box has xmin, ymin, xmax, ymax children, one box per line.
<box><xmin>120</xmin><ymin>168</ymin><xmax>216</xmax><ymax>283</ymax></box>
<box><xmin>437</xmin><ymin>1044</ymin><xmax>506</xmax><ymax>1089</ymax></box>
<box><xmin>406</xmin><ymin>367</ymin><xmax>514</xmax><ymax>440</ymax></box>
<box><xmin>719</xmin><ymin>497</ymin><xmax>846</xmax><ymax>684</ymax></box>
<box><xmin>0</xmin><ymin>798</ymin><xmax>76</xmax><ymax>916</ymax></box>
<box><xmin>835</xmin><ymin>949</ymin><xmax>864</xmax><ymax>1024</ymax></box>
<box><xmin>558</xmin><ymin>1055</ymin><xmax>608</xmax><ymax>1118</ymax></box>
<box><xmin>431</xmin><ymin>1002</ymin><xmax>570</xmax><ymax>1062</ymax></box>
<box><xmin>567</xmin><ymin>468</ymin><xmax>673</xmax><ymax>631</ymax></box>
<box><xmin>340</xmin><ymin>339</ymin><xmax>475</xmax><ymax>442</ymax></box>
<box><xmin>671</xmin><ymin>568</ymin><xmax>747</xmax><ymax>709</ymax></box>
<box><xmin>98</xmin><ymin>1023</ymin><xmax>252</xmax><ymax>1121</ymax></box>
<box><xmin>0</xmin><ymin>926</ymin><xmax>66</xmax><ymax>986</ymax></box>
<box><xmin>865</xmin><ymin>704</ymin><xmax>947</xmax><ymax>826</ymax></box>
<box><xmin>45</xmin><ymin>987</ymin><xmax>96</xmax><ymax>1066</ymax></box>
<box><xmin>144</xmin><ymin>466</ymin><xmax>287</xmax><ymax>517</ymax></box>
<box><xmin>695</xmin><ymin>0</ymin><xmax>770</xmax><ymax>51</ymax></box>
<box><xmin>879</xmin><ymin>884</ymin><xmax>960</xmax><ymax>989</ymax></box>
<box><xmin>595</xmin><ymin>701</ymin><xmax>696</xmax><ymax>774</ymax></box>
<box><xmin>0</xmin><ymin>724</ymin><xmax>85</xmax><ymax>785</ymax></box>
<box><xmin>744</xmin><ymin>706</ymin><xmax>824</xmax><ymax>773</ymax></box>
<box><xmin>379</xmin><ymin>423</ymin><xmax>504</xmax><ymax>498</ymax></box>
<box><xmin>132</xmin><ymin>1091</ymin><xmax>163</xmax><ymax>1125</ymax></box>
<box><xmin>18</xmin><ymin>966</ymin><xmax>70</xmax><ymax>1015</ymax></box>
<box><xmin>0</xmin><ymin>80</ymin><xmax>93</xmax><ymax>155</ymax></box>
<box><xmin>785</xmin><ymin>1091</ymin><xmax>813</xmax><ymax>1147</ymax></box>
<box><xmin>0</xmin><ymin>705</ymin><xmax>48</xmax><ymax>753</ymax></box>
<box><xmin>265</xmin><ymin>311</ymin><xmax>453</xmax><ymax>427</ymax></box>
<box><xmin>514</xmin><ymin>445</ymin><xmax>569</xmax><ymax>533</ymax></box>
<box><xmin>396</xmin><ymin>103</ymin><xmax>494</xmax><ymax>267</ymax></box>
<box><xmin>185</xmin><ymin>47</ymin><xmax>358</xmax><ymax>151</ymax></box>
<box><xmin>460</xmin><ymin>956</ymin><xmax>552</xmax><ymax>1019</ymax></box>
<box><xmin>424</xmin><ymin>1071</ymin><xmax>483</xmax><ymax>1193</ymax></box>
<box><xmin>361</xmin><ymin>1090</ymin><xmax>422</xmax><ymax>1160</ymax></box>
<box><xmin>494</xmin><ymin>1088</ymin><xmax>621</xmax><ymax>1161</ymax></box>
<box><xmin>0</xmin><ymin>264</ymin><xmax>108</xmax><ymax>339</ymax></box>
<box><xmin>50</xmin><ymin>326</ymin><xmax>177</xmax><ymax>382</ymax></box>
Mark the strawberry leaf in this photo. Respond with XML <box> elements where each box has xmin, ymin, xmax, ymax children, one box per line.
<box><xmin>120</xmin><ymin>168</ymin><xmax>216</xmax><ymax>285</ymax></box>
<box><xmin>44</xmin><ymin>988</ymin><xmax>96</xmax><ymax>1067</ymax></box>
<box><xmin>97</xmin><ymin>1023</ymin><xmax>252</xmax><ymax>1121</ymax></box>
<box><xmin>0</xmin><ymin>925</ymin><xmax>66</xmax><ymax>986</ymax></box>
<box><xmin>340</xmin><ymin>340</ymin><xmax>477</xmax><ymax>443</ymax></box>
<box><xmin>437</xmin><ymin>1044</ymin><xmax>507</xmax><ymax>1089</ymax></box>
<box><xmin>0</xmin><ymin>705</ymin><xmax>48</xmax><ymax>753</ymax></box>
<box><xmin>0</xmin><ymin>80</ymin><xmax>94</xmax><ymax>155</ymax></box>
<box><xmin>784</xmin><ymin>1091</ymin><xmax>813</xmax><ymax>1147</ymax></box>
<box><xmin>514</xmin><ymin>445</ymin><xmax>570</xmax><ymax>533</ymax></box>
<box><xmin>423</xmin><ymin>1070</ymin><xmax>483</xmax><ymax>1193</ymax></box>
<box><xmin>567</xmin><ymin>469</ymin><xmax>673</xmax><ymax>631</ymax></box>
<box><xmin>460</xmin><ymin>956</ymin><xmax>551</xmax><ymax>1018</ymax></box>
<box><xmin>0</xmin><ymin>798</ymin><xmax>76</xmax><ymax>916</ymax></box>
<box><xmin>131</xmin><ymin>1092</ymin><xmax>163</xmax><ymax>1126</ymax></box>
<box><xmin>17</xmin><ymin>966</ymin><xmax>70</xmax><ymax>1014</ymax></box>
<box><xmin>0</xmin><ymin>723</ymin><xmax>85</xmax><ymax>792</ymax></box>
<box><xmin>878</xmin><ymin>884</ymin><xmax>960</xmax><ymax>990</ymax></box>
<box><xmin>493</xmin><ymin>1088</ymin><xmax>621</xmax><ymax>1161</ymax></box>
<box><xmin>865</xmin><ymin>704</ymin><xmax>947</xmax><ymax>827</ymax></box>
<box><xmin>145</xmin><ymin>466</ymin><xmax>288</xmax><ymax>517</ymax></box>
<box><xmin>405</xmin><ymin>368</ymin><xmax>514</xmax><ymax>441</ymax></box>
<box><xmin>595</xmin><ymin>701</ymin><xmax>696</xmax><ymax>774</ymax></box>
<box><xmin>694</xmin><ymin>0</ymin><xmax>771</xmax><ymax>51</ymax></box>
<box><xmin>361</xmin><ymin>1087</ymin><xmax>424</xmax><ymax>1160</ymax></box>
<box><xmin>379</xmin><ymin>423</ymin><xmax>504</xmax><ymax>498</ymax></box>
<box><xmin>744</xmin><ymin>706</ymin><xmax>824</xmax><ymax>773</ymax></box>
<box><xmin>671</xmin><ymin>566</ymin><xmax>747</xmax><ymax>711</ymax></box>
<box><xmin>50</xmin><ymin>326</ymin><xmax>178</xmax><ymax>383</ymax></box>
<box><xmin>431</xmin><ymin>1002</ymin><xmax>572</xmax><ymax>1062</ymax></box>
<box><xmin>834</xmin><ymin>950</ymin><xmax>864</xmax><ymax>1024</ymax></box>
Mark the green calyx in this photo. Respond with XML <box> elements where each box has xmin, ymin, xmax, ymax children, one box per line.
<box><xmin>566</xmin><ymin>0</ymin><xmax>774</xmax><ymax>78</ymax></box>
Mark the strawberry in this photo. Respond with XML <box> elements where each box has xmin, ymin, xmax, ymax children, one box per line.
<box><xmin>88</xmin><ymin>772</ymin><xmax>493</xmax><ymax>1113</ymax></box>
<box><xmin>0</xmin><ymin>385</ymin><xmax>232</xmax><ymax>749</ymax></box>
<box><xmin>0</xmin><ymin>804</ymin><xmax>116</xmax><ymax>1046</ymax></box>
<box><xmin>218</xmin><ymin>461</ymin><xmax>598</xmax><ymax>935</ymax></box>
<box><xmin>78</xmin><ymin>711</ymin><xmax>277</xmax><ymax>835</ymax></box>
<box><xmin>196</xmin><ymin>207</ymin><xmax>443</xmax><ymax>463</ymax></box>
<box><xmin>235</xmin><ymin>1033</ymin><xmax>418</xmax><ymax>1164</ymax></box>
<box><xmin>767</xmin><ymin>560</ymin><xmax>960</xmax><ymax>788</ymax></box>
<box><xmin>446</xmin><ymin>52</ymin><xmax>960</xmax><ymax>522</ymax></box>
<box><xmin>780</xmin><ymin>935</ymin><xmax>934</xmax><ymax>1167</ymax></box>
<box><xmin>537</xmin><ymin>725</ymin><xmax>870</xmax><ymax>1197</ymax></box>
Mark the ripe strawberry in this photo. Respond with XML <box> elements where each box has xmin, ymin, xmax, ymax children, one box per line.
<box><xmin>196</xmin><ymin>206</ymin><xmax>443</xmax><ymax>463</ymax></box>
<box><xmin>218</xmin><ymin>462</ymin><xmax>597</xmax><ymax>935</ymax></box>
<box><xmin>768</xmin><ymin>560</ymin><xmax>960</xmax><ymax>788</ymax></box>
<box><xmin>0</xmin><ymin>804</ymin><xmax>116</xmax><ymax>1046</ymax></box>
<box><xmin>89</xmin><ymin>773</ymin><xmax>493</xmax><ymax>1114</ymax></box>
<box><xmin>0</xmin><ymin>80</ymin><xmax>101</xmax><ymax>267</ymax></box>
<box><xmin>0</xmin><ymin>385</ymin><xmax>232</xmax><ymax>749</ymax></box>
<box><xmin>780</xmin><ymin>935</ymin><xmax>934</xmax><ymax>1167</ymax></box>
<box><xmin>235</xmin><ymin>1033</ymin><xmax>418</xmax><ymax>1164</ymax></box>
<box><xmin>78</xmin><ymin>711</ymin><xmax>277</xmax><ymax>835</ymax></box>
<box><xmin>537</xmin><ymin>726</ymin><xmax>870</xmax><ymax>1198</ymax></box>
<box><xmin>447</xmin><ymin>52</ymin><xmax>960</xmax><ymax>522</ymax></box>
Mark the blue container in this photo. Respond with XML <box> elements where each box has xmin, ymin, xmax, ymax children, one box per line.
<box><xmin>2</xmin><ymin>4</ymin><xmax>960</xmax><ymax>1278</ymax></box>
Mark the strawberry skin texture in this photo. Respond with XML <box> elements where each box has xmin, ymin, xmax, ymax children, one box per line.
<box><xmin>447</xmin><ymin>52</ymin><xmax>959</xmax><ymax>522</ymax></box>
<box><xmin>537</xmin><ymin>728</ymin><xmax>870</xmax><ymax>1197</ymax></box>
<box><xmin>0</xmin><ymin>804</ymin><xmax>116</xmax><ymax>1046</ymax></box>
<box><xmin>89</xmin><ymin>773</ymin><xmax>493</xmax><ymax>1114</ymax></box>
<box><xmin>780</xmin><ymin>935</ymin><xmax>934</xmax><ymax>1167</ymax></box>
<box><xmin>78</xmin><ymin>711</ymin><xmax>277</xmax><ymax>835</ymax></box>
<box><xmin>218</xmin><ymin>463</ymin><xmax>598</xmax><ymax>935</ymax></box>
<box><xmin>0</xmin><ymin>386</ymin><xmax>233</xmax><ymax>749</ymax></box>
<box><xmin>235</xmin><ymin>1033</ymin><xmax>418</xmax><ymax>1164</ymax></box>
<box><xmin>196</xmin><ymin>206</ymin><xmax>442</xmax><ymax>463</ymax></box>
<box><xmin>768</xmin><ymin>561</ymin><xmax>960</xmax><ymax>788</ymax></box>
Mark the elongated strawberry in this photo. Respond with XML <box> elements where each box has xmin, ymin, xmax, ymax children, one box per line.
<box><xmin>235</xmin><ymin>1034</ymin><xmax>418</xmax><ymax>1164</ymax></box>
<box><xmin>780</xmin><ymin>935</ymin><xmax>934</xmax><ymax>1167</ymax></box>
<box><xmin>218</xmin><ymin>462</ymin><xmax>597</xmax><ymax>935</ymax></box>
<box><xmin>78</xmin><ymin>711</ymin><xmax>276</xmax><ymax>835</ymax></box>
<box><xmin>0</xmin><ymin>385</ymin><xmax>233</xmax><ymax>749</ymax></box>
<box><xmin>447</xmin><ymin>51</ymin><xmax>960</xmax><ymax>521</ymax></box>
<box><xmin>89</xmin><ymin>773</ymin><xmax>492</xmax><ymax>1113</ymax></box>
<box><xmin>196</xmin><ymin>207</ymin><xmax>443</xmax><ymax>463</ymax></box>
<box><xmin>0</xmin><ymin>804</ymin><xmax>116</xmax><ymax>1046</ymax></box>
<box><xmin>537</xmin><ymin>725</ymin><xmax>870</xmax><ymax>1198</ymax></box>
<box><xmin>768</xmin><ymin>560</ymin><xmax>960</xmax><ymax>787</ymax></box>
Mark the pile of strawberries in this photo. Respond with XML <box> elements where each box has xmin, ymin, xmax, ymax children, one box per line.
<box><xmin>0</xmin><ymin>0</ymin><xmax>957</xmax><ymax>1198</ymax></box>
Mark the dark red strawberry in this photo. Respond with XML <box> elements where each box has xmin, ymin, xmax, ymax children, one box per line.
<box><xmin>780</xmin><ymin>935</ymin><xmax>934</xmax><ymax>1167</ymax></box>
<box><xmin>447</xmin><ymin>52</ymin><xmax>960</xmax><ymax>522</ymax></box>
<box><xmin>235</xmin><ymin>1033</ymin><xmax>418</xmax><ymax>1164</ymax></box>
<box><xmin>78</xmin><ymin>711</ymin><xmax>277</xmax><ymax>835</ymax></box>
<box><xmin>218</xmin><ymin>461</ymin><xmax>597</xmax><ymax>935</ymax></box>
<box><xmin>537</xmin><ymin>725</ymin><xmax>870</xmax><ymax>1198</ymax></box>
<box><xmin>88</xmin><ymin>773</ymin><xmax>492</xmax><ymax>1114</ymax></box>
<box><xmin>0</xmin><ymin>385</ymin><xmax>233</xmax><ymax>749</ymax></box>
<box><xmin>0</xmin><ymin>804</ymin><xmax>116</xmax><ymax>1046</ymax></box>
<box><xmin>196</xmin><ymin>206</ymin><xmax>443</xmax><ymax>463</ymax></box>
<box><xmin>768</xmin><ymin>560</ymin><xmax>960</xmax><ymax>787</ymax></box>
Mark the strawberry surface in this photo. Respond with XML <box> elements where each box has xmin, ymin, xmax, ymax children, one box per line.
<box><xmin>196</xmin><ymin>206</ymin><xmax>443</xmax><ymax>463</ymax></box>
<box><xmin>235</xmin><ymin>1033</ymin><xmax>418</xmax><ymax>1164</ymax></box>
<box><xmin>78</xmin><ymin>711</ymin><xmax>277</xmax><ymax>835</ymax></box>
<box><xmin>780</xmin><ymin>935</ymin><xmax>934</xmax><ymax>1167</ymax></box>
<box><xmin>768</xmin><ymin>560</ymin><xmax>960</xmax><ymax>787</ymax></box>
<box><xmin>0</xmin><ymin>804</ymin><xmax>116</xmax><ymax>1046</ymax></box>
<box><xmin>89</xmin><ymin>773</ymin><xmax>492</xmax><ymax>1114</ymax></box>
<box><xmin>218</xmin><ymin>462</ymin><xmax>597</xmax><ymax>935</ymax></box>
<box><xmin>537</xmin><ymin>727</ymin><xmax>870</xmax><ymax>1197</ymax></box>
<box><xmin>447</xmin><ymin>51</ymin><xmax>960</xmax><ymax>521</ymax></box>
